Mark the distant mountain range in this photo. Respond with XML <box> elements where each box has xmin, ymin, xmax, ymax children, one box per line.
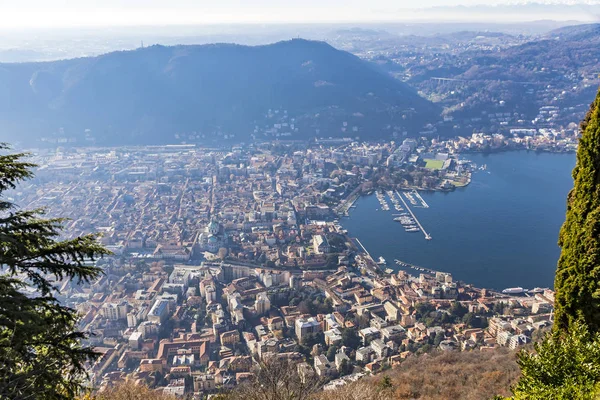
<box><xmin>545</xmin><ymin>22</ymin><xmax>600</xmax><ymax>39</ymax></box>
<box><xmin>386</xmin><ymin>21</ymin><xmax>600</xmax><ymax>128</ymax></box>
<box><xmin>0</xmin><ymin>39</ymin><xmax>437</xmax><ymax>146</ymax></box>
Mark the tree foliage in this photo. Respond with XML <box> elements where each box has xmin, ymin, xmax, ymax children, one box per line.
<box><xmin>509</xmin><ymin>90</ymin><xmax>600</xmax><ymax>399</ymax></box>
<box><xmin>510</xmin><ymin>321</ymin><xmax>600</xmax><ymax>400</ymax></box>
<box><xmin>554</xmin><ymin>91</ymin><xmax>600</xmax><ymax>334</ymax></box>
<box><xmin>0</xmin><ymin>145</ymin><xmax>110</xmax><ymax>399</ymax></box>
<box><xmin>222</xmin><ymin>358</ymin><xmax>322</xmax><ymax>400</ymax></box>
<box><xmin>317</xmin><ymin>348</ymin><xmax>519</xmax><ymax>400</ymax></box>
<box><xmin>86</xmin><ymin>384</ymin><xmax>175</xmax><ymax>400</ymax></box>
<box><xmin>341</xmin><ymin>328</ymin><xmax>361</xmax><ymax>349</ymax></box>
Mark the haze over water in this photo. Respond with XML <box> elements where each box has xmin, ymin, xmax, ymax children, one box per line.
<box><xmin>343</xmin><ymin>151</ymin><xmax>576</xmax><ymax>290</ymax></box>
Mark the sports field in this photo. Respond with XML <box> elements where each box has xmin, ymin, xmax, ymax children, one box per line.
<box><xmin>424</xmin><ymin>159</ymin><xmax>444</xmax><ymax>170</ymax></box>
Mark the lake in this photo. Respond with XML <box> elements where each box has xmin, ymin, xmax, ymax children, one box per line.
<box><xmin>342</xmin><ymin>151</ymin><xmax>576</xmax><ymax>290</ymax></box>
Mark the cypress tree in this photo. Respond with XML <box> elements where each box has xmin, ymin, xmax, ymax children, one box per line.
<box><xmin>554</xmin><ymin>90</ymin><xmax>600</xmax><ymax>334</ymax></box>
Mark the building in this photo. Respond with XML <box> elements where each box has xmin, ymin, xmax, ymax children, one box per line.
<box><xmin>359</xmin><ymin>327</ymin><xmax>381</xmax><ymax>344</ymax></box>
<box><xmin>257</xmin><ymin>338</ymin><xmax>280</xmax><ymax>359</ymax></box>
<box><xmin>129</xmin><ymin>332</ymin><xmax>142</xmax><ymax>350</ymax></box>
<box><xmin>370</xmin><ymin>339</ymin><xmax>391</xmax><ymax>359</ymax></box>
<box><xmin>508</xmin><ymin>334</ymin><xmax>531</xmax><ymax>350</ymax></box>
<box><xmin>313</xmin><ymin>234</ymin><xmax>330</xmax><ymax>254</ymax></box>
<box><xmin>163</xmin><ymin>379</ymin><xmax>186</xmax><ymax>397</ymax></box>
<box><xmin>254</xmin><ymin>292</ymin><xmax>271</xmax><ymax>316</ymax></box>
<box><xmin>334</xmin><ymin>351</ymin><xmax>350</xmax><ymax>370</ymax></box>
<box><xmin>314</xmin><ymin>354</ymin><xmax>337</xmax><ymax>377</ymax></box>
<box><xmin>220</xmin><ymin>330</ymin><xmax>240</xmax><ymax>347</ymax></box>
<box><xmin>497</xmin><ymin>331</ymin><xmax>513</xmax><ymax>347</ymax></box>
<box><xmin>101</xmin><ymin>301</ymin><xmax>129</xmax><ymax>321</ymax></box>
<box><xmin>324</xmin><ymin>328</ymin><xmax>343</xmax><ymax>346</ymax></box>
<box><xmin>381</xmin><ymin>325</ymin><xmax>406</xmax><ymax>342</ymax></box>
<box><xmin>295</xmin><ymin>317</ymin><xmax>322</xmax><ymax>342</ymax></box>
<box><xmin>157</xmin><ymin>335</ymin><xmax>210</xmax><ymax>367</ymax></box>
<box><xmin>139</xmin><ymin>359</ymin><xmax>165</xmax><ymax>373</ymax></box>
<box><xmin>194</xmin><ymin>374</ymin><xmax>216</xmax><ymax>392</ymax></box>
<box><xmin>198</xmin><ymin>218</ymin><xmax>228</xmax><ymax>253</ymax></box>
<box><xmin>268</xmin><ymin>316</ymin><xmax>285</xmax><ymax>332</ymax></box>
<box><xmin>383</xmin><ymin>301</ymin><xmax>400</xmax><ymax>321</ymax></box>
<box><xmin>147</xmin><ymin>299</ymin><xmax>170</xmax><ymax>323</ymax></box>
<box><xmin>355</xmin><ymin>346</ymin><xmax>375</xmax><ymax>363</ymax></box>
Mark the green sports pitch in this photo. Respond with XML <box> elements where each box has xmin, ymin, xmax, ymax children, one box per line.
<box><xmin>424</xmin><ymin>159</ymin><xmax>444</xmax><ymax>170</ymax></box>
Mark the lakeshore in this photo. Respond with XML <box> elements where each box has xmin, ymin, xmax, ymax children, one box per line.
<box><xmin>341</xmin><ymin>151</ymin><xmax>576</xmax><ymax>290</ymax></box>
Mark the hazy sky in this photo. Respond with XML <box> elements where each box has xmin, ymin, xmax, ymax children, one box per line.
<box><xmin>1</xmin><ymin>0</ymin><xmax>598</xmax><ymax>29</ymax></box>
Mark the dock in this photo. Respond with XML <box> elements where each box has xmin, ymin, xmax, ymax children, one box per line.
<box><xmin>355</xmin><ymin>238</ymin><xmax>372</xmax><ymax>259</ymax></box>
<box><xmin>395</xmin><ymin>190</ymin><xmax>432</xmax><ymax>240</ymax></box>
<box><xmin>336</xmin><ymin>190</ymin><xmax>360</xmax><ymax>216</ymax></box>
<box><xmin>354</xmin><ymin>238</ymin><xmax>382</xmax><ymax>274</ymax></box>
<box><xmin>412</xmin><ymin>190</ymin><xmax>430</xmax><ymax>208</ymax></box>
<box><xmin>394</xmin><ymin>259</ymin><xmax>441</xmax><ymax>275</ymax></box>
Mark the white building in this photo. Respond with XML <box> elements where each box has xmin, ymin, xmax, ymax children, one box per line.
<box><xmin>295</xmin><ymin>317</ymin><xmax>321</xmax><ymax>342</ymax></box>
<box><xmin>254</xmin><ymin>292</ymin><xmax>271</xmax><ymax>315</ymax></box>
<box><xmin>101</xmin><ymin>301</ymin><xmax>129</xmax><ymax>321</ymax></box>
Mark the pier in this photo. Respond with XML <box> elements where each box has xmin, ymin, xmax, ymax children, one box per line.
<box><xmin>394</xmin><ymin>259</ymin><xmax>443</xmax><ymax>275</ymax></box>
<box><xmin>355</xmin><ymin>238</ymin><xmax>372</xmax><ymax>259</ymax></box>
<box><xmin>354</xmin><ymin>238</ymin><xmax>382</xmax><ymax>274</ymax></box>
<box><xmin>412</xmin><ymin>190</ymin><xmax>430</xmax><ymax>208</ymax></box>
<box><xmin>395</xmin><ymin>190</ymin><xmax>432</xmax><ymax>240</ymax></box>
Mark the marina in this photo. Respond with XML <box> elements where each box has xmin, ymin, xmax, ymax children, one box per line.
<box><xmin>375</xmin><ymin>191</ymin><xmax>390</xmax><ymax>211</ymax></box>
<box><xmin>393</xmin><ymin>214</ymin><xmax>421</xmax><ymax>232</ymax></box>
<box><xmin>412</xmin><ymin>190</ymin><xmax>430</xmax><ymax>208</ymax></box>
<box><xmin>341</xmin><ymin>152</ymin><xmax>574</xmax><ymax>290</ymax></box>
<box><xmin>395</xmin><ymin>190</ymin><xmax>432</xmax><ymax>240</ymax></box>
<box><xmin>404</xmin><ymin>189</ymin><xmax>430</xmax><ymax>208</ymax></box>
<box><xmin>394</xmin><ymin>259</ymin><xmax>443</xmax><ymax>275</ymax></box>
<box><xmin>387</xmin><ymin>190</ymin><xmax>405</xmax><ymax>212</ymax></box>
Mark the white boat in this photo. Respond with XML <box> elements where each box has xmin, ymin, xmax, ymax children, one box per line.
<box><xmin>377</xmin><ymin>256</ymin><xmax>387</xmax><ymax>265</ymax></box>
<box><xmin>502</xmin><ymin>287</ymin><xmax>525</xmax><ymax>295</ymax></box>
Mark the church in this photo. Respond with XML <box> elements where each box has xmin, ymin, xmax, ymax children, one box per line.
<box><xmin>198</xmin><ymin>218</ymin><xmax>228</xmax><ymax>253</ymax></box>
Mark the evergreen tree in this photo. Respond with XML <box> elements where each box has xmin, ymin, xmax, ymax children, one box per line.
<box><xmin>0</xmin><ymin>145</ymin><xmax>109</xmax><ymax>399</ymax></box>
<box><xmin>378</xmin><ymin>375</ymin><xmax>393</xmax><ymax>391</ymax></box>
<box><xmin>341</xmin><ymin>328</ymin><xmax>361</xmax><ymax>349</ymax></box>
<box><xmin>554</xmin><ymin>91</ymin><xmax>600</xmax><ymax>334</ymax></box>
<box><xmin>508</xmin><ymin>91</ymin><xmax>600</xmax><ymax>399</ymax></box>
<box><xmin>511</xmin><ymin>321</ymin><xmax>600</xmax><ymax>399</ymax></box>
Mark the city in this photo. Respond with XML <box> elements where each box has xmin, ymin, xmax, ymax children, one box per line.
<box><xmin>9</xmin><ymin>138</ymin><xmax>562</xmax><ymax>397</ymax></box>
<box><xmin>2</xmin><ymin>2</ymin><xmax>600</xmax><ymax>398</ymax></box>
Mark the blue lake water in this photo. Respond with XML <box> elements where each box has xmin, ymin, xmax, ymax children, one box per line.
<box><xmin>341</xmin><ymin>151</ymin><xmax>576</xmax><ymax>290</ymax></box>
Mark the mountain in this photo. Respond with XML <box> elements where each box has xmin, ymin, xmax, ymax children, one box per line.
<box><xmin>546</xmin><ymin>23</ymin><xmax>600</xmax><ymax>41</ymax></box>
<box><xmin>382</xmin><ymin>21</ymin><xmax>600</xmax><ymax>130</ymax></box>
<box><xmin>0</xmin><ymin>39</ymin><xmax>438</xmax><ymax>146</ymax></box>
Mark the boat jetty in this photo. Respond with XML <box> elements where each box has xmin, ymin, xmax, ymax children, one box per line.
<box><xmin>395</xmin><ymin>190</ymin><xmax>432</xmax><ymax>240</ymax></box>
<box><xmin>375</xmin><ymin>191</ymin><xmax>390</xmax><ymax>211</ymax></box>
<box><xmin>411</xmin><ymin>190</ymin><xmax>430</xmax><ymax>208</ymax></box>
<box><xmin>404</xmin><ymin>190</ymin><xmax>429</xmax><ymax>208</ymax></box>
<box><xmin>393</xmin><ymin>214</ymin><xmax>421</xmax><ymax>233</ymax></box>
<box><xmin>387</xmin><ymin>190</ymin><xmax>404</xmax><ymax>212</ymax></box>
<box><xmin>394</xmin><ymin>259</ymin><xmax>443</xmax><ymax>275</ymax></box>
